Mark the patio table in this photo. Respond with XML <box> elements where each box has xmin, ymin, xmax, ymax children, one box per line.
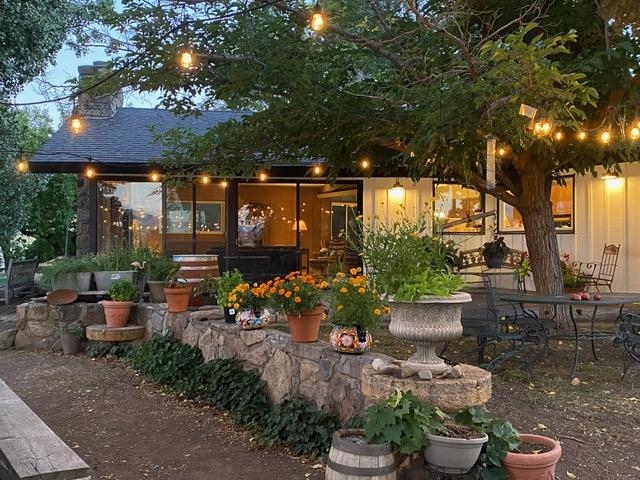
<box><xmin>497</xmin><ymin>292</ymin><xmax>640</xmax><ymax>377</ymax></box>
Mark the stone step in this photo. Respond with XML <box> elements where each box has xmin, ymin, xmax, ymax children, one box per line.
<box><xmin>86</xmin><ymin>324</ymin><xmax>146</xmax><ymax>342</ymax></box>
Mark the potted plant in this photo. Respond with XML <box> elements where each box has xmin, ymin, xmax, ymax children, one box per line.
<box><xmin>94</xmin><ymin>246</ymin><xmax>136</xmax><ymax>291</ymax></box>
<box><xmin>227</xmin><ymin>280</ymin><xmax>272</xmax><ymax>329</ymax></box>
<box><xmin>328</xmin><ymin>268</ymin><xmax>389</xmax><ymax>353</ymax></box>
<box><xmin>146</xmin><ymin>255</ymin><xmax>181</xmax><ymax>303</ymax></box>
<box><xmin>271</xmin><ymin>271</ymin><xmax>329</xmax><ymax>342</ymax></box>
<box><xmin>163</xmin><ymin>275</ymin><xmax>194</xmax><ymax>313</ymax></box>
<box><xmin>195</xmin><ymin>274</ymin><xmax>219</xmax><ymax>305</ymax></box>
<box><xmin>560</xmin><ymin>253</ymin><xmax>588</xmax><ymax>292</ymax></box>
<box><xmin>216</xmin><ymin>269</ymin><xmax>244</xmax><ymax>323</ymax></box>
<box><xmin>40</xmin><ymin>255</ymin><xmax>97</xmax><ymax>292</ymax></box>
<box><xmin>354</xmin><ymin>211</ymin><xmax>469</xmax><ymax>372</ymax></box>
<box><xmin>482</xmin><ymin>234</ymin><xmax>511</xmax><ymax>268</ymax></box>
<box><xmin>100</xmin><ymin>279</ymin><xmax>139</xmax><ymax>328</ymax></box>
<box><xmin>48</xmin><ymin>309</ymin><xmax>84</xmax><ymax>355</ymax></box>
<box><xmin>501</xmin><ymin>433</ymin><xmax>562</xmax><ymax>479</ymax></box>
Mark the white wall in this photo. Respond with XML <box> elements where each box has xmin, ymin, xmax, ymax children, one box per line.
<box><xmin>361</xmin><ymin>164</ymin><xmax>639</xmax><ymax>292</ymax></box>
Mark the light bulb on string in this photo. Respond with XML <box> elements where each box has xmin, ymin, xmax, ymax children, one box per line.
<box><xmin>69</xmin><ymin>109</ymin><xmax>83</xmax><ymax>134</ymax></box>
<box><xmin>258</xmin><ymin>171</ymin><xmax>268</xmax><ymax>182</ymax></box>
<box><xmin>600</xmin><ymin>131</ymin><xmax>611</xmax><ymax>144</ymax></box>
<box><xmin>220</xmin><ymin>179</ymin><xmax>228</xmax><ymax>188</ymax></box>
<box><xmin>179</xmin><ymin>50</ymin><xmax>195</xmax><ymax>69</ymax></box>
<box><xmin>312</xmin><ymin>164</ymin><xmax>323</xmax><ymax>175</ymax></box>
<box><xmin>16</xmin><ymin>157</ymin><xmax>29</xmax><ymax>173</ymax></box>
<box><xmin>630</xmin><ymin>127</ymin><xmax>640</xmax><ymax>140</ymax></box>
<box><xmin>554</xmin><ymin>130</ymin><xmax>564</xmax><ymax>141</ymax></box>
<box><xmin>360</xmin><ymin>158</ymin><xmax>370</xmax><ymax>169</ymax></box>
<box><xmin>310</xmin><ymin>2</ymin><xmax>327</xmax><ymax>32</ymax></box>
<box><xmin>150</xmin><ymin>171</ymin><xmax>161</xmax><ymax>182</ymax></box>
<box><xmin>200</xmin><ymin>174</ymin><xmax>210</xmax><ymax>184</ymax></box>
<box><xmin>577</xmin><ymin>131</ymin><xmax>587</xmax><ymax>141</ymax></box>
<box><xmin>85</xmin><ymin>164</ymin><xmax>96</xmax><ymax>179</ymax></box>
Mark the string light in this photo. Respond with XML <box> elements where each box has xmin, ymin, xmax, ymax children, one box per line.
<box><xmin>497</xmin><ymin>147</ymin><xmax>507</xmax><ymax>157</ymax></box>
<box><xmin>85</xmin><ymin>164</ymin><xmax>96</xmax><ymax>179</ymax></box>
<box><xmin>360</xmin><ymin>158</ymin><xmax>370</xmax><ymax>169</ymax></box>
<box><xmin>179</xmin><ymin>50</ymin><xmax>195</xmax><ymax>69</ymax></box>
<box><xmin>312</xmin><ymin>164</ymin><xmax>323</xmax><ymax>175</ymax></box>
<box><xmin>200</xmin><ymin>174</ymin><xmax>210</xmax><ymax>184</ymax></box>
<box><xmin>577</xmin><ymin>131</ymin><xmax>587</xmax><ymax>141</ymax></box>
<box><xmin>630</xmin><ymin>127</ymin><xmax>640</xmax><ymax>140</ymax></box>
<box><xmin>16</xmin><ymin>157</ymin><xmax>29</xmax><ymax>173</ymax></box>
<box><xmin>150</xmin><ymin>171</ymin><xmax>161</xmax><ymax>182</ymax></box>
<box><xmin>600</xmin><ymin>131</ymin><xmax>611</xmax><ymax>144</ymax></box>
<box><xmin>310</xmin><ymin>2</ymin><xmax>326</xmax><ymax>32</ymax></box>
<box><xmin>220</xmin><ymin>179</ymin><xmax>228</xmax><ymax>188</ymax></box>
<box><xmin>554</xmin><ymin>130</ymin><xmax>564</xmax><ymax>141</ymax></box>
<box><xmin>259</xmin><ymin>171</ymin><xmax>268</xmax><ymax>181</ymax></box>
<box><xmin>69</xmin><ymin>109</ymin><xmax>83</xmax><ymax>134</ymax></box>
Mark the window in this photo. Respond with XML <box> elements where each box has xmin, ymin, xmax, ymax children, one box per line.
<box><xmin>498</xmin><ymin>176</ymin><xmax>574</xmax><ymax>233</ymax></box>
<box><xmin>433</xmin><ymin>182</ymin><xmax>485</xmax><ymax>234</ymax></box>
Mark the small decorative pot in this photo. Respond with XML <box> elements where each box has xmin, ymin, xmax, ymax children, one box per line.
<box><xmin>502</xmin><ymin>433</ymin><xmax>562</xmax><ymax>480</ymax></box>
<box><xmin>164</xmin><ymin>285</ymin><xmax>194</xmax><ymax>313</ymax></box>
<box><xmin>286</xmin><ymin>306</ymin><xmax>324</xmax><ymax>342</ymax></box>
<box><xmin>236</xmin><ymin>308</ymin><xmax>271</xmax><ymax>330</ymax></box>
<box><xmin>329</xmin><ymin>325</ymin><xmax>372</xmax><ymax>354</ymax></box>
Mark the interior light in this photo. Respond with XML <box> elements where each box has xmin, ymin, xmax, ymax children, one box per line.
<box><xmin>179</xmin><ymin>50</ymin><xmax>194</xmax><ymax>69</ymax></box>
<box><xmin>310</xmin><ymin>2</ymin><xmax>326</xmax><ymax>32</ymax></box>
<box><xmin>16</xmin><ymin>158</ymin><xmax>29</xmax><ymax>173</ymax></box>
<box><xmin>150</xmin><ymin>171</ymin><xmax>161</xmax><ymax>182</ymax></box>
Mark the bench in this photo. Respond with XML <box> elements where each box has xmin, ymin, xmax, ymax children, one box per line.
<box><xmin>446</xmin><ymin>274</ymin><xmax>547</xmax><ymax>372</ymax></box>
<box><xmin>0</xmin><ymin>258</ymin><xmax>39</xmax><ymax>306</ymax></box>
<box><xmin>456</xmin><ymin>247</ymin><xmax>527</xmax><ymax>292</ymax></box>
<box><xmin>0</xmin><ymin>378</ymin><xmax>90</xmax><ymax>479</ymax></box>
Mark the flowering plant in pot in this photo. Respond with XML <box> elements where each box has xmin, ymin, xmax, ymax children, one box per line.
<box><xmin>560</xmin><ymin>253</ymin><xmax>588</xmax><ymax>292</ymax></box>
<box><xmin>101</xmin><ymin>279</ymin><xmax>139</xmax><ymax>328</ymax></box>
<box><xmin>163</xmin><ymin>274</ymin><xmax>194</xmax><ymax>313</ymax></box>
<box><xmin>354</xmin><ymin>210</ymin><xmax>468</xmax><ymax>372</ymax></box>
<box><xmin>217</xmin><ymin>269</ymin><xmax>244</xmax><ymax>323</ymax></box>
<box><xmin>227</xmin><ymin>280</ymin><xmax>272</xmax><ymax>329</ymax></box>
<box><xmin>271</xmin><ymin>271</ymin><xmax>329</xmax><ymax>342</ymax></box>
<box><xmin>328</xmin><ymin>268</ymin><xmax>389</xmax><ymax>353</ymax></box>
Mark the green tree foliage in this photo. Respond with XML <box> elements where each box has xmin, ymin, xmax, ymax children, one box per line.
<box><xmin>106</xmin><ymin>1</ymin><xmax>640</xmax><ymax>296</ymax></box>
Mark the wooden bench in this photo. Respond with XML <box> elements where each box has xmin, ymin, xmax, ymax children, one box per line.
<box><xmin>0</xmin><ymin>378</ymin><xmax>90</xmax><ymax>479</ymax></box>
<box><xmin>0</xmin><ymin>258</ymin><xmax>39</xmax><ymax>305</ymax></box>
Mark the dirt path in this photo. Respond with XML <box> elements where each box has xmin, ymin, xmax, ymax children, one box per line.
<box><xmin>0</xmin><ymin>350</ymin><xmax>324</xmax><ymax>480</ymax></box>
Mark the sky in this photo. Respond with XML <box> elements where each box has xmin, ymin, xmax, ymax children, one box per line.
<box><xmin>14</xmin><ymin>0</ymin><xmax>158</xmax><ymax>127</ymax></box>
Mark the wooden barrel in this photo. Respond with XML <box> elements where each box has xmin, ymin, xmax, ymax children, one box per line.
<box><xmin>172</xmin><ymin>254</ymin><xmax>220</xmax><ymax>285</ymax></box>
<box><xmin>326</xmin><ymin>429</ymin><xmax>396</xmax><ymax>480</ymax></box>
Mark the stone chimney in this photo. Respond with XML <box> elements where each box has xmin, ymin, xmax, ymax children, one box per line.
<box><xmin>76</xmin><ymin>61</ymin><xmax>123</xmax><ymax>118</ymax></box>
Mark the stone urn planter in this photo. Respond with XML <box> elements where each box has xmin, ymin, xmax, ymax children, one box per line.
<box><xmin>388</xmin><ymin>292</ymin><xmax>471</xmax><ymax>373</ymax></box>
<box><xmin>502</xmin><ymin>433</ymin><xmax>562</xmax><ymax>480</ymax></box>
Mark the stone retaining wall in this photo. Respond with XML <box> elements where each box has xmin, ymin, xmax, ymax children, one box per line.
<box><xmin>14</xmin><ymin>302</ymin><xmax>492</xmax><ymax>421</ymax></box>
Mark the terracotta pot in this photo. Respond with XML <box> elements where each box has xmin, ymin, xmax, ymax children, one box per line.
<box><xmin>329</xmin><ymin>325</ymin><xmax>372</xmax><ymax>354</ymax></box>
<box><xmin>286</xmin><ymin>306</ymin><xmax>324</xmax><ymax>342</ymax></box>
<box><xmin>502</xmin><ymin>433</ymin><xmax>562</xmax><ymax>480</ymax></box>
<box><xmin>164</xmin><ymin>285</ymin><xmax>194</xmax><ymax>313</ymax></box>
<box><xmin>100</xmin><ymin>300</ymin><xmax>134</xmax><ymax>328</ymax></box>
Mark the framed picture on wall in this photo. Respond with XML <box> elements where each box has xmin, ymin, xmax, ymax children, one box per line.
<box><xmin>195</xmin><ymin>201</ymin><xmax>224</xmax><ymax>233</ymax></box>
<box><xmin>166</xmin><ymin>200</ymin><xmax>192</xmax><ymax>233</ymax></box>
<box><xmin>498</xmin><ymin>175</ymin><xmax>575</xmax><ymax>233</ymax></box>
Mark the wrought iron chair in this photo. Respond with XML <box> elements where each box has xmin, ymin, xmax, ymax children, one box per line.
<box><xmin>579</xmin><ymin>243</ymin><xmax>621</xmax><ymax>292</ymax></box>
<box><xmin>614</xmin><ymin>312</ymin><xmax>640</xmax><ymax>379</ymax></box>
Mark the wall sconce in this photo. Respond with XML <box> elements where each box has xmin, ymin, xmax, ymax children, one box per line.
<box><xmin>601</xmin><ymin>170</ymin><xmax>619</xmax><ymax>180</ymax></box>
<box><xmin>388</xmin><ymin>178</ymin><xmax>406</xmax><ymax>203</ymax></box>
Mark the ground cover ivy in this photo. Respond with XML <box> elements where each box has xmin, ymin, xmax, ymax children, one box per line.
<box><xmin>127</xmin><ymin>333</ymin><xmax>337</xmax><ymax>456</ymax></box>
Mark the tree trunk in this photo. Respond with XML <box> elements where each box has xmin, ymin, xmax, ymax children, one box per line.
<box><xmin>518</xmin><ymin>168</ymin><xmax>568</xmax><ymax>329</ymax></box>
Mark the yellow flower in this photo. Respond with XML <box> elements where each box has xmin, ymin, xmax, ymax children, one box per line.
<box><xmin>340</xmin><ymin>287</ymin><xmax>348</xmax><ymax>293</ymax></box>
<box><xmin>233</xmin><ymin>303</ymin><xmax>240</xmax><ymax>309</ymax></box>
<box><xmin>294</xmin><ymin>296</ymin><xmax>302</xmax><ymax>303</ymax></box>
<box><xmin>358</xmin><ymin>287</ymin><xmax>366</xmax><ymax>294</ymax></box>
<box><xmin>285</xmin><ymin>291</ymin><xmax>292</xmax><ymax>298</ymax></box>
<box><xmin>337</xmin><ymin>305</ymin><xmax>343</xmax><ymax>310</ymax></box>
<box><xmin>374</xmin><ymin>308</ymin><xmax>381</xmax><ymax>315</ymax></box>
<box><xmin>350</xmin><ymin>267</ymin><xmax>360</xmax><ymax>276</ymax></box>
<box><xmin>294</xmin><ymin>286</ymin><xmax>300</xmax><ymax>292</ymax></box>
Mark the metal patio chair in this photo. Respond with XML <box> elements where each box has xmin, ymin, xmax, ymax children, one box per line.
<box><xmin>579</xmin><ymin>243</ymin><xmax>621</xmax><ymax>292</ymax></box>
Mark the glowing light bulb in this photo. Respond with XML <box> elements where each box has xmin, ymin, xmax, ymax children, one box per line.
<box><xmin>16</xmin><ymin>158</ymin><xmax>28</xmax><ymax>173</ymax></box>
<box><xmin>259</xmin><ymin>172</ymin><xmax>267</xmax><ymax>181</ymax></box>
<box><xmin>70</xmin><ymin>115</ymin><xmax>83</xmax><ymax>134</ymax></box>
<box><xmin>220</xmin><ymin>179</ymin><xmax>228</xmax><ymax>188</ymax></box>
<box><xmin>630</xmin><ymin>127</ymin><xmax>640</xmax><ymax>140</ymax></box>
<box><xmin>85</xmin><ymin>165</ymin><xmax>96</xmax><ymax>179</ymax></box>
<box><xmin>150</xmin><ymin>171</ymin><xmax>160</xmax><ymax>182</ymax></box>
<box><xmin>577</xmin><ymin>131</ymin><xmax>587</xmax><ymax>141</ymax></box>
<box><xmin>179</xmin><ymin>51</ymin><xmax>194</xmax><ymax>69</ymax></box>
<box><xmin>554</xmin><ymin>130</ymin><xmax>564</xmax><ymax>141</ymax></box>
<box><xmin>360</xmin><ymin>159</ymin><xmax>370</xmax><ymax>169</ymax></box>
<box><xmin>497</xmin><ymin>147</ymin><xmax>507</xmax><ymax>156</ymax></box>
<box><xmin>600</xmin><ymin>131</ymin><xmax>611</xmax><ymax>144</ymax></box>
<box><xmin>200</xmin><ymin>174</ymin><xmax>210</xmax><ymax>184</ymax></box>
<box><xmin>310</xmin><ymin>3</ymin><xmax>326</xmax><ymax>31</ymax></box>
<box><xmin>313</xmin><ymin>165</ymin><xmax>322</xmax><ymax>175</ymax></box>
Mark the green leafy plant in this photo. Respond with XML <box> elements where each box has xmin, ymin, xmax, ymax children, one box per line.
<box><xmin>560</xmin><ymin>253</ymin><xmax>588</xmax><ymax>289</ymax></box>
<box><xmin>40</xmin><ymin>255</ymin><xmax>98</xmax><ymax>288</ymax></box>
<box><xmin>482</xmin><ymin>235</ymin><xmax>510</xmax><ymax>258</ymax></box>
<box><xmin>328</xmin><ymin>268</ymin><xmax>388</xmax><ymax>332</ymax></box>
<box><xmin>47</xmin><ymin>309</ymin><xmax>84</xmax><ymax>338</ymax></box>
<box><xmin>216</xmin><ymin>269</ymin><xmax>244</xmax><ymax>306</ymax></box>
<box><xmin>364</xmin><ymin>389</ymin><xmax>447</xmax><ymax>455</ymax></box>
<box><xmin>353</xmin><ymin>210</ymin><xmax>463</xmax><ymax>300</ymax></box>
<box><xmin>271</xmin><ymin>271</ymin><xmax>329</xmax><ymax>315</ymax></box>
<box><xmin>107</xmin><ymin>279</ymin><xmax>139</xmax><ymax>302</ymax></box>
<box><xmin>195</xmin><ymin>274</ymin><xmax>219</xmax><ymax>296</ymax></box>
<box><xmin>85</xmin><ymin>341</ymin><xmax>133</xmax><ymax>358</ymax></box>
<box><xmin>455</xmin><ymin>406</ymin><xmax>521</xmax><ymax>480</ymax></box>
<box><xmin>147</xmin><ymin>255</ymin><xmax>180</xmax><ymax>282</ymax></box>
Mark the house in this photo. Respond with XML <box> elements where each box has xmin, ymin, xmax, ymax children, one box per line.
<box><xmin>31</xmin><ymin>63</ymin><xmax>640</xmax><ymax>291</ymax></box>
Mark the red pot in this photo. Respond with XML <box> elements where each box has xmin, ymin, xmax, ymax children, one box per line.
<box><xmin>502</xmin><ymin>433</ymin><xmax>562</xmax><ymax>480</ymax></box>
<box><xmin>286</xmin><ymin>306</ymin><xmax>324</xmax><ymax>342</ymax></box>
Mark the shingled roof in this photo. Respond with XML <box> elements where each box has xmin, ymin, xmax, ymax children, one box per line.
<box><xmin>29</xmin><ymin>108</ymin><xmax>247</xmax><ymax>173</ymax></box>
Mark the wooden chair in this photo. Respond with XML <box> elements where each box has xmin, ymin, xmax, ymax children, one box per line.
<box><xmin>579</xmin><ymin>243</ymin><xmax>620</xmax><ymax>292</ymax></box>
<box><xmin>309</xmin><ymin>239</ymin><xmax>347</xmax><ymax>276</ymax></box>
<box><xmin>0</xmin><ymin>258</ymin><xmax>39</xmax><ymax>305</ymax></box>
